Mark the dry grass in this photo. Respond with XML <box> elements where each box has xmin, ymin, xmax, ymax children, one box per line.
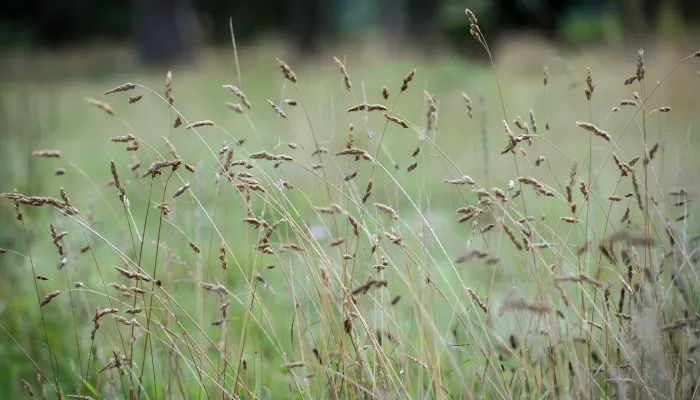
<box><xmin>1</xmin><ymin>12</ymin><xmax>700</xmax><ymax>399</ymax></box>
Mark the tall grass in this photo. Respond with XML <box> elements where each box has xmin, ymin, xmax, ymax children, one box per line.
<box><xmin>1</xmin><ymin>10</ymin><xmax>700</xmax><ymax>399</ymax></box>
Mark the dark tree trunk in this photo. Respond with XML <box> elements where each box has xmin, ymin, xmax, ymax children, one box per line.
<box><xmin>411</xmin><ymin>0</ymin><xmax>440</xmax><ymax>57</ymax></box>
<box><xmin>679</xmin><ymin>0</ymin><xmax>700</xmax><ymax>25</ymax></box>
<box><xmin>132</xmin><ymin>0</ymin><xmax>198</xmax><ymax>65</ymax></box>
<box><xmin>290</xmin><ymin>0</ymin><xmax>324</xmax><ymax>55</ymax></box>
<box><xmin>384</xmin><ymin>0</ymin><xmax>408</xmax><ymax>56</ymax></box>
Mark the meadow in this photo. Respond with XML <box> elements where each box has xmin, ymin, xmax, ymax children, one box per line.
<box><xmin>1</xmin><ymin>13</ymin><xmax>700</xmax><ymax>399</ymax></box>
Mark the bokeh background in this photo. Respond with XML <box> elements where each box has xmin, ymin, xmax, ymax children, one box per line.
<box><xmin>2</xmin><ymin>0</ymin><xmax>700</xmax><ymax>397</ymax></box>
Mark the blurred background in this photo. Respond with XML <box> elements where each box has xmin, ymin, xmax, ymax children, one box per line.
<box><xmin>1</xmin><ymin>0</ymin><xmax>700</xmax><ymax>397</ymax></box>
<box><xmin>2</xmin><ymin>0</ymin><xmax>699</xmax><ymax>67</ymax></box>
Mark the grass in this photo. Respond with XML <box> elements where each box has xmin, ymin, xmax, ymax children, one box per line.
<box><xmin>1</xmin><ymin>17</ymin><xmax>700</xmax><ymax>398</ymax></box>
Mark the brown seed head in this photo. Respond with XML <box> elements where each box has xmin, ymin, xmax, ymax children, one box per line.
<box><xmin>401</xmin><ymin>69</ymin><xmax>416</xmax><ymax>92</ymax></box>
<box><xmin>222</xmin><ymin>84</ymin><xmax>251</xmax><ymax>109</ymax></box>
<box><xmin>32</xmin><ymin>150</ymin><xmax>61</xmax><ymax>158</ymax></box>
<box><xmin>333</xmin><ymin>56</ymin><xmax>352</xmax><ymax>91</ymax></box>
<box><xmin>84</xmin><ymin>97</ymin><xmax>115</xmax><ymax>115</ymax></box>
<box><xmin>267</xmin><ymin>100</ymin><xmax>287</xmax><ymax>119</ymax></box>
<box><xmin>128</xmin><ymin>94</ymin><xmax>143</xmax><ymax>104</ymax></box>
<box><xmin>636</xmin><ymin>49</ymin><xmax>645</xmax><ymax>81</ymax></box>
<box><xmin>187</xmin><ymin>120</ymin><xmax>215</xmax><ymax>129</ymax></box>
<box><xmin>276</xmin><ymin>58</ymin><xmax>297</xmax><ymax>83</ymax></box>
<box><xmin>105</xmin><ymin>83</ymin><xmax>136</xmax><ymax>95</ymax></box>
<box><xmin>383</xmin><ymin>113</ymin><xmax>409</xmax><ymax>128</ymax></box>
<box><xmin>40</xmin><ymin>290</ymin><xmax>61</xmax><ymax>307</ymax></box>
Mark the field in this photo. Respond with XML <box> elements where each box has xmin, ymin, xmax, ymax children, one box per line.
<box><xmin>1</xmin><ymin>25</ymin><xmax>700</xmax><ymax>399</ymax></box>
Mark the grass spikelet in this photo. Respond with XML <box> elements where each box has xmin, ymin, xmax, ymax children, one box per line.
<box><xmin>465</xmin><ymin>9</ymin><xmax>485</xmax><ymax>45</ymax></box>
<box><xmin>659</xmin><ymin>106</ymin><xmax>671</xmax><ymax>112</ymax></box>
<box><xmin>382</xmin><ymin>86</ymin><xmax>389</xmax><ymax>99</ymax></box>
<box><xmin>561</xmin><ymin>217</ymin><xmax>578</xmax><ymax>223</ymax></box>
<box><xmin>110</xmin><ymin>134</ymin><xmax>136</xmax><ymax>143</ymax></box>
<box><xmin>267</xmin><ymin>100</ymin><xmax>287</xmax><ymax>119</ymax></box>
<box><xmin>401</xmin><ymin>68</ymin><xmax>416</xmax><ymax>92</ymax></box>
<box><xmin>174</xmin><ymin>114</ymin><xmax>182</xmax><ymax>128</ymax></box>
<box><xmin>479</xmin><ymin>224</ymin><xmax>495</xmax><ymax>233</ymax></box>
<box><xmin>585</xmin><ymin>67</ymin><xmax>594</xmax><ymax>100</ymax></box>
<box><xmin>407</xmin><ymin>162</ymin><xmax>418</xmax><ymax>172</ymax></box>
<box><xmin>613</xmin><ymin>153</ymin><xmax>630</xmax><ymax>176</ymax></box>
<box><xmin>424</xmin><ymin>90</ymin><xmax>437</xmax><ymax>132</ymax></box>
<box><xmin>276</xmin><ymin>58</ymin><xmax>297</xmax><ymax>83</ymax></box>
<box><xmin>643</xmin><ymin>142</ymin><xmax>659</xmax><ymax>166</ymax></box>
<box><xmin>313</xmin><ymin>204</ymin><xmax>343</xmax><ymax>214</ymax></box>
<box><xmin>499</xmin><ymin>297</ymin><xmax>552</xmax><ymax>316</ymax></box>
<box><xmin>333</xmin><ymin>56</ymin><xmax>352</xmax><ymax>91</ymax></box>
<box><xmin>283</xmin><ymin>99</ymin><xmax>297</xmax><ymax>106</ymax></box>
<box><xmin>0</xmin><ymin>192</ymin><xmax>78</xmax><ymax>215</ymax></box>
<box><xmin>467</xmin><ymin>288</ymin><xmax>488</xmax><ymax>314</ymax></box>
<box><xmin>219</xmin><ymin>242</ymin><xmax>227</xmax><ymax>270</ymax></box>
<box><xmin>40</xmin><ymin>290</ymin><xmax>60</xmax><ymax>307</ymax></box>
<box><xmin>84</xmin><ymin>97</ymin><xmax>115</xmax><ymax>115</ymax></box>
<box><xmin>343</xmin><ymin>316</ymin><xmax>352</xmax><ymax>334</ymax></box>
<box><xmin>105</xmin><ymin>83</ymin><xmax>136</xmax><ymax>94</ymax></box>
<box><xmin>172</xmin><ymin>183</ymin><xmax>190</xmax><ymax>199</ymax></box>
<box><xmin>311</xmin><ymin>147</ymin><xmax>329</xmax><ymax>156</ymax></box>
<box><xmin>347</xmin><ymin>213</ymin><xmax>359</xmax><ymax>236</ymax></box>
<box><xmin>636</xmin><ymin>48</ymin><xmax>645</xmax><ymax>81</ymax></box>
<box><xmin>579</xmin><ymin>179</ymin><xmax>589</xmax><ymax>200</ymax></box>
<box><xmin>20</xmin><ymin>378</ymin><xmax>33</xmax><ymax>396</ymax></box>
<box><xmin>186</xmin><ymin>120</ymin><xmax>215</xmax><ymax>129</ymax></box>
<box><xmin>443</xmin><ymin>175</ymin><xmax>475</xmax><ymax>185</ymax></box>
<box><xmin>346</xmin><ymin>125</ymin><xmax>355</xmax><ymax>149</ymax></box>
<box><xmin>189</xmin><ymin>242</ymin><xmax>200</xmax><ymax>254</ymax></box>
<box><xmin>343</xmin><ymin>169</ymin><xmax>358</xmax><ymax>181</ymax></box>
<box><xmin>140</xmin><ymin>159</ymin><xmax>182</xmax><ymax>178</ymax></box>
<box><xmin>462</xmin><ymin>93</ymin><xmax>473</xmax><ymax>119</ymax></box>
<box><xmin>575</xmin><ymin>121</ymin><xmax>611</xmax><ymax>142</ymax></box>
<box><xmin>554</xmin><ymin>281</ymin><xmax>570</xmax><ymax>307</ymax></box>
<box><xmin>502</xmin><ymin>223</ymin><xmax>523</xmax><ymax>251</ymax></box>
<box><xmin>335</xmin><ymin>147</ymin><xmax>367</xmax><ymax>157</ymax></box>
<box><xmin>128</xmin><ymin>94</ymin><xmax>143</xmax><ymax>104</ymax></box>
<box><xmin>222</xmin><ymin>84</ymin><xmax>251</xmax><ymax>109</ymax></box>
<box><xmin>555</xmin><ymin>273</ymin><xmax>603</xmax><ymax>287</ymax></box>
<box><xmin>374</xmin><ymin>203</ymin><xmax>398</xmax><ymax>220</ymax></box>
<box><xmin>280</xmin><ymin>243</ymin><xmax>305</xmax><ymax>252</ymax></box>
<box><xmin>624</xmin><ymin>75</ymin><xmax>636</xmax><ymax>85</ymax></box>
<box><xmin>226</xmin><ymin>102</ymin><xmax>243</xmax><ymax>113</ymax></box>
<box><xmin>165</xmin><ymin>70</ymin><xmax>174</xmax><ymax>104</ymax></box>
<box><xmin>347</xmin><ymin>103</ymin><xmax>387</xmax><ymax>112</ymax></box>
<box><xmin>35</xmin><ymin>274</ymin><xmax>48</xmax><ymax>280</ymax></box>
<box><xmin>31</xmin><ymin>150</ymin><xmax>61</xmax><ymax>158</ymax></box>
<box><xmin>383</xmin><ymin>113</ymin><xmax>409</xmax><ymax>128</ymax></box>
<box><xmin>362</xmin><ymin>178</ymin><xmax>373</xmax><ymax>204</ymax></box>
<box><xmin>329</xmin><ymin>237</ymin><xmax>345</xmax><ymax>247</ymax></box>
<box><xmin>282</xmin><ymin>361</ymin><xmax>307</xmax><ymax>369</ymax></box>
<box><xmin>631</xmin><ymin>172</ymin><xmax>644</xmax><ymax>210</ymax></box>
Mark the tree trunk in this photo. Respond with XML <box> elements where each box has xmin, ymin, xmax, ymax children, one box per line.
<box><xmin>132</xmin><ymin>0</ymin><xmax>198</xmax><ymax>65</ymax></box>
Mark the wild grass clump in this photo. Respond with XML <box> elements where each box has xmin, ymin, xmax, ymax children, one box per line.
<box><xmin>2</xmin><ymin>8</ymin><xmax>700</xmax><ymax>399</ymax></box>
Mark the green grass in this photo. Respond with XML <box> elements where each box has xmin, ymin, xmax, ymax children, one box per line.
<box><xmin>1</xmin><ymin>34</ymin><xmax>700</xmax><ymax>399</ymax></box>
